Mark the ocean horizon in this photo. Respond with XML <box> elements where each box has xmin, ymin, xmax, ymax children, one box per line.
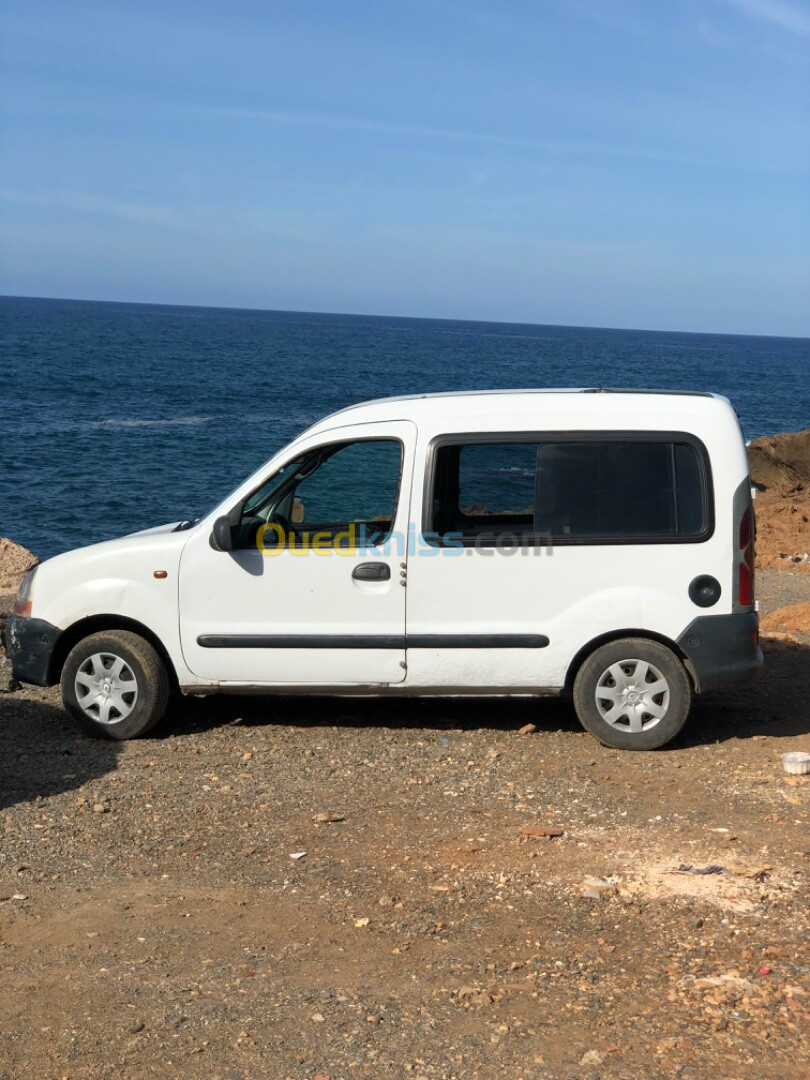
<box><xmin>6</xmin><ymin>291</ymin><xmax>810</xmax><ymax>340</ymax></box>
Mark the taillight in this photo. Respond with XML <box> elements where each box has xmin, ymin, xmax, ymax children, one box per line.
<box><xmin>738</xmin><ymin>560</ymin><xmax>753</xmax><ymax>607</ymax></box>
<box><xmin>737</xmin><ymin>503</ymin><xmax>755</xmax><ymax>608</ymax></box>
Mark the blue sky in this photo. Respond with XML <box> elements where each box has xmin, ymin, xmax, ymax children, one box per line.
<box><xmin>1</xmin><ymin>0</ymin><xmax>808</xmax><ymax>335</ymax></box>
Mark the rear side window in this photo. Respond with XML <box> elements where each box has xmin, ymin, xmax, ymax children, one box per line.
<box><xmin>458</xmin><ymin>443</ymin><xmax>537</xmax><ymax>517</ymax></box>
<box><xmin>428</xmin><ymin>435</ymin><xmax>711</xmax><ymax>544</ymax></box>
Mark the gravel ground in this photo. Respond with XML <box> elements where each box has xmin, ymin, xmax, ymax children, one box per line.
<box><xmin>1</xmin><ymin>585</ymin><xmax>808</xmax><ymax>1079</ymax></box>
<box><xmin>757</xmin><ymin>568</ymin><xmax>810</xmax><ymax>617</ymax></box>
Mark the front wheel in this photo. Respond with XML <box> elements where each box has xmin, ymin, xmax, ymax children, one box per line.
<box><xmin>61</xmin><ymin>630</ymin><xmax>170</xmax><ymax>740</ymax></box>
<box><xmin>572</xmin><ymin>637</ymin><xmax>691</xmax><ymax>750</ymax></box>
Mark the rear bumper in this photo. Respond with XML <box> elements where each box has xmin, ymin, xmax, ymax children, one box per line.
<box><xmin>677</xmin><ymin>612</ymin><xmax>763</xmax><ymax>693</ymax></box>
<box><xmin>2</xmin><ymin>615</ymin><xmax>61</xmax><ymax>687</ymax></box>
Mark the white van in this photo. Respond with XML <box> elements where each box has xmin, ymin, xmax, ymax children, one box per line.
<box><xmin>5</xmin><ymin>390</ymin><xmax>762</xmax><ymax>750</ymax></box>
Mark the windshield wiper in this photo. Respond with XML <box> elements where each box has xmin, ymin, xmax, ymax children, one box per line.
<box><xmin>173</xmin><ymin>519</ymin><xmax>199</xmax><ymax>532</ymax></box>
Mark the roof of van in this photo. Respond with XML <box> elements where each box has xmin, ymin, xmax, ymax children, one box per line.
<box><xmin>305</xmin><ymin>388</ymin><xmax>728</xmax><ymax>433</ymax></box>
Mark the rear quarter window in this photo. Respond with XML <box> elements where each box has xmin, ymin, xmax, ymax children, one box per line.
<box><xmin>427</xmin><ymin>433</ymin><xmax>713</xmax><ymax>545</ymax></box>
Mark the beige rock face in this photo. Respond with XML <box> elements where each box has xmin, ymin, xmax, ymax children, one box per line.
<box><xmin>748</xmin><ymin>429</ymin><xmax>810</xmax><ymax>572</ymax></box>
<box><xmin>0</xmin><ymin>537</ymin><xmax>38</xmax><ymax>594</ymax></box>
<box><xmin>748</xmin><ymin>429</ymin><xmax>810</xmax><ymax>492</ymax></box>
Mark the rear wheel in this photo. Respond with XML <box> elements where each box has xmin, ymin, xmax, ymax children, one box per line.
<box><xmin>61</xmin><ymin>630</ymin><xmax>170</xmax><ymax>740</ymax></box>
<box><xmin>572</xmin><ymin>637</ymin><xmax>691</xmax><ymax>750</ymax></box>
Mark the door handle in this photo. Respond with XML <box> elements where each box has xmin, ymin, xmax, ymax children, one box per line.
<box><xmin>352</xmin><ymin>562</ymin><xmax>391</xmax><ymax>581</ymax></box>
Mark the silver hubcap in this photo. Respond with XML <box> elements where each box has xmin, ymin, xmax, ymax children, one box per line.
<box><xmin>594</xmin><ymin>658</ymin><xmax>670</xmax><ymax>733</ymax></box>
<box><xmin>74</xmin><ymin>652</ymin><xmax>138</xmax><ymax>725</ymax></box>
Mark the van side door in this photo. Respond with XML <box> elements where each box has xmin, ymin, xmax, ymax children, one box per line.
<box><xmin>178</xmin><ymin>421</ymin><xmax>416</xmax><ymax>684</ymax></box>
<box><xmin>405</xmin><ymin>432</ymin><xmax>713</xmax><ymax>689</ymax></box>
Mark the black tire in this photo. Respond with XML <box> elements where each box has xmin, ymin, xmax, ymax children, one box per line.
<box><xmin>60</xmin><ymin>630</ymin><xmax>170</xmax><ymax>740</ymax></box>
<box><xmin>572</xmin><ymin>637</ymin><xmax>691</xmax><ymax>750</ymax></box>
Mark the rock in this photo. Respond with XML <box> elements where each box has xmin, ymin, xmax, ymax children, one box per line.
<box><xmin>457</xmin><ymin>985</ymin><xmax>493</xmax><ymax>1006</ymax></box>
<box><xmin>581</xmin><ymin>876</ymin><xmax>618</xmax><ymax>898</ymax></box>
<box><xmin>517</xmin><ymin>723</ymin><xmax>536</xmax><ymax>735</ymax></box>
<box><xmin>459</xmin><ymin>989</ymin><xmax>492</xmax><ymax>1007</ymax></box>
<box><xmin>580</xmin><ymin>1049</ymin><xmax>605</xmax><ymax>1066</ymax></box>
<box><xmin>0</xmin><ymin>538</ymin><xmax>38</xmax><ymax>594</ymax></box>
<box><xmin>747</xmin><ymin>430</ymin><xmax>810</xmax><ymax>572</ymax></box>
<box><xmin>749</xmin><ymin>430</ymin><xmax>810</xmax><ymax>492</ymax></box>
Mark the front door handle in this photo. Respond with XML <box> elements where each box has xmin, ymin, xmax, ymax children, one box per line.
<box><xmin>352</xmin><ymin>562</ymin><xmax>391</xmax><ymax>581</ymax></box>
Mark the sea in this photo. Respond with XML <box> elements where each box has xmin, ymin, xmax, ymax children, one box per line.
<box><xmin>1</xmin><ymin>295</ymin><xmax>808</xmax><ymax>561</ymax></box>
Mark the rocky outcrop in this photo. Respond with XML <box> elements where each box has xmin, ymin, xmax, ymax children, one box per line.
<box><xmin>748</xmin><ymin>429</ymin><xmax>810</xmax><ymax>571</ymax></box>
<box><xmin>0</xmin><ymin>540</ymin><xmax>37</xmax><ymax>687</ymax></box>
<box><xmin>0</xmin><ymin>537</ymin><xmax>38</xmax><ymax>596</ymax></box>
<box><xmin>748</xmin><ymin>429</ymin><xmax>810</xmax><ymax>492</ymax></box>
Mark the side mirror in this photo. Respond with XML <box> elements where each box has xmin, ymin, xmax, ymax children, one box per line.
<box><xmin>210</xmin><ymin>515</ymin><xmax>234</xmax><ymax>552</ymax></box>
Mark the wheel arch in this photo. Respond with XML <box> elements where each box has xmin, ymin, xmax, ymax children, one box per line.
<box><xmin>49</xmin><ymin>615</ymin><xmax>179</xmax><ymax>690</ymax></box>
<box><xmin>564</xmin><ymin>628</ymin><xmax>693</xmax><ymax>696</ymax></box>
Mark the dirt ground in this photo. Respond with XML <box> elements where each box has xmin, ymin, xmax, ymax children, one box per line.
<box><xmin>0</xmin><ymin>571</ymin><xmax>808</xmax><ymax>1080</ymax></box>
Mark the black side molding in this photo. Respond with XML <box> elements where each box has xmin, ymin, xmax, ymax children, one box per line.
<box><xmin>197</xmin><ymin>634</ymin><xmax>405</xmax><ymax>649</ymax></box>
<box><xmin>407</xmin><ymin>634</ymin><xmax>549</xmax><ymax>649</ymax></box>
<box><xmin>197</xmin><ymin>633</ymin><xmax>549</xmax><ymax>650</ymax></box>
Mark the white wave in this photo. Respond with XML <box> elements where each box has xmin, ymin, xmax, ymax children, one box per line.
<box><xmin>92</xmin><ymin>416</ymin><xmax>214</xmax><ymax>428</ymax></box>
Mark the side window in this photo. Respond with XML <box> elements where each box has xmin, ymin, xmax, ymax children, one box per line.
<box><xmin>429</xmin><ymin>436</ymin><xmax>709</xmax><ymax>544</ymax></box>
<box><xmin>293</xmin><ymin>440</ymin><xmax>402</xmax><ymax>530</ymax></box>
<box><xmin>431</xmin><ymin>443</ymin><xmax>536</xmax><ymax>539</ymax></box>
<box><xmin>237</xmin><ymin>439</ymin><xmax>402</xmax><ymax>549</ymax></box>
<box><xmin>458</xmin><ymin>443</ymin><xmax>537</xmax><ymax>519</ymax></box>
<box><xmin>535</xmin><ymin>441</ymin><xmax>708</xmax><ymax>539</ymax></box>
<box><xmin>674</xmin><ymin>443</ymin><xmax>705</xmax><ymax>534</ymax></box>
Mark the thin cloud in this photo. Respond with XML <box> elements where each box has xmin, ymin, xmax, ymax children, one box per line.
<box><xmin>0</xmin><ymin>188</ymin><xmax>184</xmax><ymax>227</ymax></box>
<box><xmin>182</xmin><ymin>104</ymin><xmax>806</xmax><ymax>176</ymax></box>
<box><xmin>724</xmin><ymin>0</ymin><xmax>810</xmax><ymax>35</ymax></box>
<box><xmin>185</xmin><ymin>104</ymin><xmax>560</xmax><ymax>153</ymax></box>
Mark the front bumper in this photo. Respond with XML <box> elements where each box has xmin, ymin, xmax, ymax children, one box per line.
<box><xmin>677</xmin><ymin>612</ymin><xmax>763</xmax><ymax>693</ymax></box>
<box><xmin>2</xmin><ymin>615</ymin><xmax>62</xmax><ymax>687</ymax></box>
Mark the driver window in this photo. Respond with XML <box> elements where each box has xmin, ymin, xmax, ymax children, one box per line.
<box><xmin>236</xmin><ymin>438</ymin><xmax>402</xmax><ymax>549</ymax></box>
